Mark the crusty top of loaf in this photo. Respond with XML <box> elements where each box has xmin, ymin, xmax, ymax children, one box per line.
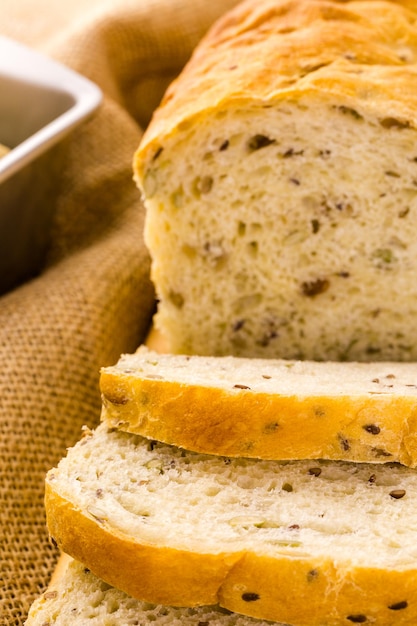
<box><xmin>134</xmin><ymin>0</ymin><xmax>417</xmax><ymax>178</ymax></box>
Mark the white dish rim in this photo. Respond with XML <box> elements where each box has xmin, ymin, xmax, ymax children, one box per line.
<box><xmin>0</xmin><ymin>36</ymin><xmax>102</xmax><ymax>184</ymax></box>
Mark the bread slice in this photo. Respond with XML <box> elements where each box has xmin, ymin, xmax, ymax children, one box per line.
<box><xmin>100</xmin><ymin>346</ymin><xmax>417</xmax><ymax>466</ymax></box>
<box><xmin>45</xmin><ymin>422</ymin><xmax>417</xmax><ymax>626</ymax></box>
<box><xmin>134</xmin><ymin>0</ymin><xmax>417</xmax><ymax>361</ymax></box>
<box><xmin>25</xmin><ymin>558</ymin><xmax>278</xmax><ymax>626</ymax></box>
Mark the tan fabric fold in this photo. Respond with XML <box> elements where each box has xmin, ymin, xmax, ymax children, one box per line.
<box><xmin>0</xmin><ymin>0</ymin><xmax>239</xmax><ymax>623</ymax></box>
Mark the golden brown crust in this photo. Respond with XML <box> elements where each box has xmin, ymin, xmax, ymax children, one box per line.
<box><xmin>219</xmin><ymin>554</ymin><xmax>417</xmax><ymax>625</ymax></box>
<box><xmin>45</xmin><ymin>478</ymin><xmax>417</xmax><ymax>625</ymax></box>
<box><xmin>100</xmin><ymin>369</ymin><xmax>417</xmax><ymax>466</ymax></box>
<box><xmin>134</xmin><ymin>0</ymin><xmax>417</xmax><ymax>180</ymax></box>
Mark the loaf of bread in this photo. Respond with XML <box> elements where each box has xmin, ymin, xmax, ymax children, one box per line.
<box><xmin>25</xmin><ymin>558</ymin><xmax>278</xmax><ymax>626</ymax></box>
<box><xmin>45</xmin><ymin>422</ymin><xmax>417</xmax><ymax>626</ymax></box>
<box><xmin>134</xmin><ymin>0</ymin><xmax>417</xmax><ymax>361</ymax></box>
<box><xmin>100</xmin><ymin>346</ymin><xmax>417</xmax><ymax>466</ymax></box>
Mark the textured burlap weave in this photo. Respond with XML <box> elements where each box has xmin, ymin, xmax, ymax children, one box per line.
<box><xmin>0</xmin><ymin>1</ymin><xmax>239</xmax><ymax>623</ymax></box>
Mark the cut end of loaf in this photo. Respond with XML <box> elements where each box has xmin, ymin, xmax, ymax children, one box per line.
<box><xmin>133</xmin><ymin>0</ymin><xmax>417</xmax><ymax>361</ymax></box>
<box><xmin>139</xmin><ymin>96</ymin><xmax>417</xmax><ymax>360</ymax></box>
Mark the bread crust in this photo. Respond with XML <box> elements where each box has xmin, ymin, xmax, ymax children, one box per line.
<box><xmin>100</xmin><ymin>361</ymin><xmax>417</xmax><ymax>466</ymax></box>
<box><xmin>45</xmin><ymin>479</ymin><xmax>417</xmax><ymax>626</ymax></box>
<box><xmin>134</xmin><ymin>0</ymin><xmax>417</xmax><ymax>179</ymax></box>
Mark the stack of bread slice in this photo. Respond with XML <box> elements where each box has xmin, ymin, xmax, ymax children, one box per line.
<box><xmin>26</xmin><ymin>345</ymin><xmax>417</xmax><ymax>626</ymax></box>
<box><xmin>24</xmin><ymin>0</ymin><xmax>417</xmax><ymax>621</ymax></box>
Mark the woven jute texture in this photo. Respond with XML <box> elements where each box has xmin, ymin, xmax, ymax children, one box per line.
<box><xmin>0</xmin><ymin>1</ymin><xmax>239</xmax><ymax>623</ymax></box>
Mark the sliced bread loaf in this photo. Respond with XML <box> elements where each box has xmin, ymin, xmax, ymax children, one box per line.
<box><xmin>100</xmin><ymin>346</ymin><xmax>417</xmax><ymax>466</ymax></box>
<box><xmin>134</xmin><ymin>0</ymin><xmax>417</xmax><ymax>361</ymax></box>
<box><xmin>25</xmin><ymin>558</ymin><xmax>278</xmax><ymax>626</ymax></box>
<box><xmin>46</xmin><ymin>422</ymin><xmax>417</xmax><ymax>626</ymax></box>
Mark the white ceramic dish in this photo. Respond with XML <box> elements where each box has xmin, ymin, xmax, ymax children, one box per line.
<box><xmin>0</xmin><ymin>36</ymin><xmax>102</xmax><ymax>295</ymax></box>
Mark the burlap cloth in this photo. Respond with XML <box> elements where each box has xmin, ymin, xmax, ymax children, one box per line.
<box><xmin>0</xmin><ymin>1</ymin><xmax>240</xmax><ymax>623</ymax></box>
